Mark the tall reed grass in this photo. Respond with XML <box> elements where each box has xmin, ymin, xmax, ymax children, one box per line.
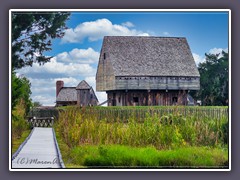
<box><xmin>56</xmin><ymin>106</ymin><xmax>228</xmax><ymax>149</ymax></box>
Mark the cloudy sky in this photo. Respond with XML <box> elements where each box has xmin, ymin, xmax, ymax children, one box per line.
<box><xmin>16</xmin><ymin>11</ymin><xmax>229</xmax><ymax>106</ymax></box>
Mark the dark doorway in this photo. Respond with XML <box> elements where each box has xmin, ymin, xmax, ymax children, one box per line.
<box><xmin>172</xmin><ymin>97</ymin><xmax>178</xmax><ymax>105</ymax></box>
<box><xmin>112</xmin><ymin>93</ymin><xmax>116</xmax><ymax>106</ymax></box>
<box><xmin>133</xmin><ymin>97</ymin><xmax>139</xmax><ymax>103</ymax></box>
<box><xmin>133</xmin><ymin>97</ymin><xmax>139</xmax><ymax>106</ymax></box>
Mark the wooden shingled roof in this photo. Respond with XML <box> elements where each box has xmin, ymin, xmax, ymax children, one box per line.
<box><xmin>101</xmin><ymin>36</ymin><xmax>200</xmax><ymax>77</ymax></box>
<box><xmin>56</xmin><ymin>80</ymin><xmax>93</xmax><ymax>102</ymax></box>
<box><xmin>56</xmin><ymin>87</ymin><xmax>77</xmax><ymax>102</ymax></box>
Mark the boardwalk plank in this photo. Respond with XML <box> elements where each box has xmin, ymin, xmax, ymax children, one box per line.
<box><xmin>12</xmin><ymin>127</ymin><xmax>62</xmax><ymax>168</ymax></box>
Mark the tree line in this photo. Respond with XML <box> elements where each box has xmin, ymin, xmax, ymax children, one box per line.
<box><xmin>191</xmin><ymin>51</ymin><xmax>229</xmax><ymax>106</ymax></box>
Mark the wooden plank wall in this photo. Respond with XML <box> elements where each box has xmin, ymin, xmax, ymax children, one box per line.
<box><xmin>77</xmin><ymin>89</ymin><xmax>99</xmax><ymax>106</ymax></box>
<box><xmin>96</xmin><ymin>48</ymin><xmax>115</xmax><ymax>91</ymax></box>
<box><xmin>115</xmin><ymin>76</ymin><xmax>200</xmax><ymax>90</ymax></box>
<box><xmin>107</xmin><ymin>90</ymin><xmax>188</xmax><ymax>106</ymax></box>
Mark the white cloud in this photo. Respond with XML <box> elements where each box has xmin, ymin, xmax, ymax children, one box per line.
<box><xmin>19</xmin><ymin>58</ymin><xmax>95</xmax><ymax>77</ymax></box>
<box><xmin>62</xmin><ymin>18</ymin><xmax>149</xmax><ymax>43</ymax></box>
<box><xmin>56</xmin><ymin>77</ymin><xmax>79</xmax><ymax>87</ymax></box>
<box><xmin>209</xmin><ymin>48</ymin><xmax>228</xmax><ymax>58</ymax></box>
<box><xmin>122</xmin><ymin>21</ymin><xmax>135</xmax><ymax>27</ymax></box>
<box><xmin>31</xmin><ymin>86</ymin><xmax>55</xmax><ymax>94</ymax></box>
<box><xmin>193</xmin><ymin>53</ymin><xmax>205</xmax><ymax>65</ymax></box>
<box><xmin>29</xmin><ymin>77</ymin><xmax>79</xmax><ymax>90</ymax></box>
<box><xmin>56</xmin><ymin>52</ymin><xmax>69</xmax><ymax>62</ymax></box>
<box><xmin>85</xmin><ymin>76</ymin><xmax>96</xmax><ymax>87</ymax></box>
<box><xmin>57</xmin><ymin>48</ymin><xmax>99</xmax><ymax>64</ymax></box>
<box><xmin>32</xmin><ymin>95</ymin><xmax>56</xmax><ymax>106</ymax></box>
<box><xmin>193</xmin><ymin>47</ymin><xmax>228</xmax><ymax>66</ymax></box>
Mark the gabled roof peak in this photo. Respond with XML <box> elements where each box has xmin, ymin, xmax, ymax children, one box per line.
<box><xmin>76</xmin><ymin>80</ymin><xmax>91</xmax><ymax>90</ymax></box>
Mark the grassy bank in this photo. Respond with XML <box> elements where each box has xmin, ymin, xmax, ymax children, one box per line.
<box><xmin>12</xmin><ymin>130</ymin><xmax>31</xmax><ymax>154</ymax></box>
<box><xmin>55</xmin><ymin>106</ymin><xmax>229</xmax><ymax>168</ymax></box>
<box><xmin>56</xmin><ymin>143</ymin><xmax>228</xmax><ymax>168</ymax></box>
<box><xmin>12</xmin><ymin>100</ymin><xmax>31</xmax><ymax>155</ymax></box>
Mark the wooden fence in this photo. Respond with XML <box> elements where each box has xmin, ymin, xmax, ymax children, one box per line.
<box><xmin>80</xmin><ymin>107</ymin><xmax>229</xmax><ymax>122</ymax></box>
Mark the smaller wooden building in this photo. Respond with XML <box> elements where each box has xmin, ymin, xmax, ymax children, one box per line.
<box><xmin>56</xmin><ymin>80</ymin><xmax>98</xmax><ymax>106</ymax></box>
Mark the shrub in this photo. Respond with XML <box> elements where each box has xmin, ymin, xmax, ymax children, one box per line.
<box><xmin>12</xmin><ymin>117</ymin><xmax>30</xmax><ymax>139</ymax></box>
<box><xmin>12</xmin><ymin>99</ymin><xmax>31</xmax><ymax>139</ymax></box>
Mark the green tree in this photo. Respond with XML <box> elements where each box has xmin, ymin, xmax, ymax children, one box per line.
<box><xmin>11</xmin><ymin>12</ymin><xmax>70</xmax><ymax>116</ymax></box>
<box><xmin>12</xmin><ymin>12</ymin><xmax>70</xmax><ymax>69</ymax></box>
<box><xmin>192</xmin><ymin>51</ymin><xmax>229</xmax><ymax>106</ymax></box>
<box><xmin>33</xmin><ymin>101</ymin><xmax>42</xmax><ymax>107</ymax></box>
<box><xmin>12</xmin><ymin>72</ymin><xmax>32</xmax><ymax>116</ymax></box>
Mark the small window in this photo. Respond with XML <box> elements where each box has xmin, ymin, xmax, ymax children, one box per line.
<box><xmin>103</xmin><ymin>53</ymin><xmax>106</xmax><ymax>59</ymax></box>
<box><xmin>133</xmin><ymin>97</ymin><xmax>139</xmax><ymax>103</ymax></box>
<box><xmin>172</xmin><ymin>97</ymin><xmax>178</xmax><ymax>103</ymax></box>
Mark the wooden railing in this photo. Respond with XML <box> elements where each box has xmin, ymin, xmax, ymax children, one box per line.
<box><xmin>27</xmin><ymin>117</ymin><xmax>54</xmax><ymax>127</ymax></box>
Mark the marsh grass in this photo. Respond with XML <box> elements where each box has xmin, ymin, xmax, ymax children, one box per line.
<box><xmin>56</xmin><ymin>106</ymin><xmax>228</xmax><ymax>149</ymax></box>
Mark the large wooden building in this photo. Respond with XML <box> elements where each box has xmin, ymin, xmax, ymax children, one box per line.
<box><xmin>56</xmin><ymin>80</ymin><xmax>98</xmax><ymax>106</ymax></box>
<box><xmin>96</xmin><ymin>36</ymin><xmax>200</xmax><ymax>106</ymax></box>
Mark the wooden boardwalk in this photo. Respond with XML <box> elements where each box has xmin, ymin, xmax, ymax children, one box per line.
<box><xmin>12</xmin><ymin>127</ymin><xmax>64</xmax><ymax>168</ymax></box>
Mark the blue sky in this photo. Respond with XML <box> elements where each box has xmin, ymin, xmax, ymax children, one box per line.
<box><xmin>17</xmin><ymin>11</ymin><xmax>229</xmax><ymax>106</ymax></box>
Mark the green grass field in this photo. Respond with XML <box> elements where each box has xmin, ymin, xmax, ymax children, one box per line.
<box><xmin>67</xmin><ymin>145</ymin><xmax>228</xmax><ymax>168</ymax></box>
<box><xmin>55</xmin><ymin>106</ymin><xmax>229</xmax><ymax>168</ymax></box>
